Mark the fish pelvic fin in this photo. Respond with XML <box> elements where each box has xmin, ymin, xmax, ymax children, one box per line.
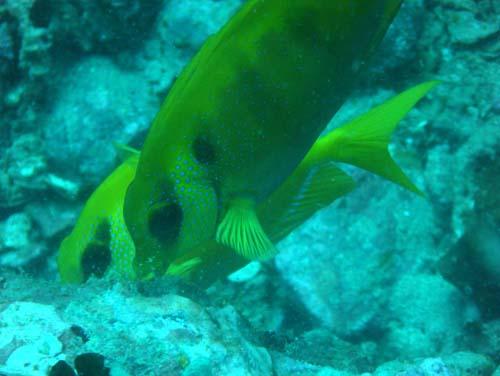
<box><xmin>216</xmin><ymin>198</ymin><xmax>276</xmax><ymax>260</ymax></box>
<box><xmin>318</xmin><ymin>81</ymin><xmax>440</xmax><ymax>196</ymax></box>
<box><xmin>166</xmin><ymin>257</ymin><xmax>203</xmax><ymax>278</ymax></box>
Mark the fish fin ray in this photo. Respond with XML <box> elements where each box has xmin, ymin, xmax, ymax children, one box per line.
<box><xmin>216</xmin><ymin>198</ymin><xmax>276</xmax><ymax>260</ymax></box>
<box><xmin>325</xmin><ymin>81</ymin><xmax>439</xmax><ymax>196</ymax></box>
<box><xmin>263</xmin><ymin>163</ymin><xmax>356</xmax><ymax>241</ymax></box>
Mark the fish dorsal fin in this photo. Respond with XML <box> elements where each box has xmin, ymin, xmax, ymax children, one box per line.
<box><xmin>216</xmin><ymin>198</ymin><xmax>276</xmax><ymax>260</ymax></box>
<box><xmin>261</xmin><ymin>163</ymin><xmax>356</xmax><ymax>242</ymax></box>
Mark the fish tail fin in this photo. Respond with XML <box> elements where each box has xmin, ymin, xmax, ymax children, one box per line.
<box><xmin>317</xmin><ymin>81</ymin><xmax>439</xmax><ymax>196</ymax></box>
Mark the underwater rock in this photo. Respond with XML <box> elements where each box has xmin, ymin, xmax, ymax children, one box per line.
<box><xmin>1</xmin><ymin>212</ymin><xmax>31</xmax><ymax>249</ymax></box>
<box><xmin>372</xmin><ymin>0</ymin><xmax>424</xmax><ymax>74</ymax></box>
<box><xmin>284</xmin><ymin>328</ymin><xmax>377</xmax><ymax>373</ymax></box>
<box><xmin>140</xmin><ymin>0</ymin><xmax>244</xmax><ymax>98</ymax></box>
<box><xmin>207</xmin><ymin>265</ymin><xmax>294</xmax><ymax>334</ymax></box>
<box><xmin>271</xmin><ymin>352</ymin><xmax>354</xmax><ymax>376</ymax></box>
<box><xmin>1</xmin><ymin>0</ymin><xmax>52</xmax><ymax>79</ymax></box>
<box><xmin>45</xmin><ymin>175</ymin><xmax>80</xmax><ymax>201</ymax></box>
<box><xmin>0</xmin><ymin>212</ymin><xmax>47</xmax><ymax>268</ymax></box>
<box><xmin>0</xmin><ymin>133</ymin><xmax>47</xmax><ymax>208</ymax></box>
<box><xmin>276</xmin><ymin>180</ymin><xmax>439</xmax><ymax>339</ymax></box>
<box><xmin>442</xmin><ymin>352</ymin><xmax>495</xmax><ymax>376</ymax></box>
<box><xmin>446</xmin><ymin>10</ymin><xmax>499</xmax><ymax>45</ymax></box>
<box><xmin>26</xmin><ymin>201</ymin><xmax>79</xmax><ymax>239</ymax></box>
<box><xmin>0</xmin><ymin>280</ymin><xmax>275</xmax><ymax>375</ymax></box>
<box><xmin>50</xmin><ymin>0</ymin><xmax>163</xmax><ymax>53</ymax></box>
<box><xmin>0</xmin><ymin>22</ymin><xmax>15</xmax><ymax>61</ymax></box>
<box><xmin>43</xmin><ymin>57</ymin><xmax>155</xmax><ymax>186</ymax></box>
<box><xmin>438</xmin><ymin>0</ymin><xmax>478</xmax><ymax>11</ymax></box>
<box><xmin>59</xmin><ymin>283</ymin><xmax>272</xmax><ymax>375</ymax></box>
<box><xmin>163</xmin><ymin>0</ymin><xmax>243</xmax><ymax>50</ymax></box>
<box><xmin>180</xmin><ymin>357</ymin><xmax>212</xmax><ymax>376</ymax></box>
<box><xmin>384</xmin><ymin>274</ymin><xmax>466</xmax><ymax>358</ymax></box>
<box><xmin>0</xmin><ymin>302</ymin><xmax>69</xmax><ymax>376</ymax></box>
<box><xmin>439</xmin><ymin>216</ymin><xmax>500</xmax><ymax>320</ymax></box>
<box><xmin>444</xmin><ymin>118</ymin><xmax>500</xmax><ymax>241</ymax></box>
<box><xmin>375</xmin><ymin>354</ymin><xmax>495</xmax><ymax>376</ymax></box>
<box><xmin>481</xmin><ymin>320</ymin><xmax>500</xmax><ymax>364</ymax></box>
<box><xmin>375</xmin><ymin>358</ymin><xmax>452</xmax><ymax>376</ymax></box>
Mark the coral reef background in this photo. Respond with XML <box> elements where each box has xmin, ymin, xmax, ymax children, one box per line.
<box><xmin>0</xmin><ymin>0</ymin><xmax>499</xmax><ymax>375</ymax></box>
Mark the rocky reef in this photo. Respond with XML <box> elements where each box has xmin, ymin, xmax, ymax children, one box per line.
<box><xmin>0</xmin><ymin>0</ymin><xmax>499</xmax><ymax>375</ymax></box>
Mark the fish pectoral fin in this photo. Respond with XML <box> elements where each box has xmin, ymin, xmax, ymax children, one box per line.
<box><xmin>216</xmin><ymin>198</ymin><xmax>276</xmax><ymax>260</ymax></box>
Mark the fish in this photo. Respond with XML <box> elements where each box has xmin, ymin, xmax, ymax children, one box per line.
<box><xmin>123</xmin><ymin>0</ymin><xmax>405</xmax><ymax>279</ymax></box>
<box><xmin>57</xmin><ymin>81</ymin><xmax>438</xmax><ymax>284</ymax></box>
<box><xmin>57</xmin><ymin>154</ymin><xmax>139</xmax><ymax>283</ymax></box>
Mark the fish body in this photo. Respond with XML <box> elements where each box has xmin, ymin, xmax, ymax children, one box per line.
<box><xmin>57</xmin><ymin>157</ymin><xmax>138</xmax><ymax>283</ymax></box>
<box><xmin>124</xmin><ymin>0</ymin><xmax>404</xmax><ymax>278</ymax></box>
<box><xmin>58</xmin><ymin>81</ymin><xmax>438</xmax><ymax>285</ymax></box>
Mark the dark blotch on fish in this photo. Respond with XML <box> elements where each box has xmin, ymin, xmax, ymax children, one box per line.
<box><xmin>81</xmin><ymin>221</ymin><xmax>112</xmax><ymax>281</ymax></box>
<box><xmin>193</xmin><ymin>135</ymin><xmax>216</xmax><ymax>165</ymax></box>
<box><xmin>148</xmin><ymin>203</ymin><xmax>183</xmax><ymax>245</ymax></box>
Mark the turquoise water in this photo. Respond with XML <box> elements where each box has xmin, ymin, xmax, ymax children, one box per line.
<box><xmin>0</xmin><ymin>1</ymin><xmax>498</xmax><ymax>375</ymax></box>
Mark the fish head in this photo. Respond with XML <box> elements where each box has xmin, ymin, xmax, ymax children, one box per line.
<box><xmin>124</xmin><ymin>146</ymin><xmax>219</xmax><ymax>280</ymax></box>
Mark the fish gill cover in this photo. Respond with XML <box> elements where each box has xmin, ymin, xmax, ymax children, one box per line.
<box><xmin>0</xmin><ymin>0</ymin><xmax>499</xmax><ymax>375</ymax></box>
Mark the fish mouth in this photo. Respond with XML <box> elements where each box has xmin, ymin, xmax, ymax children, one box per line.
<box><xmin>133</xmin><ymin>251</ymin><xmax>169</xmax><ymax>281</ymax></box>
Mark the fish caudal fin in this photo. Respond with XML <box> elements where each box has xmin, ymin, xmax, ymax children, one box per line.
<box><xmin>216</xmin><ymin>198</ymin><xmax>276</xmax><ymax>260</ymax></box>
<box><xmin>322</xmin><ymin>81</ymin><xmax>439</xmax><ymax>195</ymax></box>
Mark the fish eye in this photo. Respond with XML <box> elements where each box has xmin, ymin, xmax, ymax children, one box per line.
<box><xmin>148</xmin><ymin>203</ymin><xmax>183</xmax><ymax>245</ymax></box>
<box><xmin>193</xmin><ymin>135</ymin><xmax>216</xmax><ymax>165</ymax></box>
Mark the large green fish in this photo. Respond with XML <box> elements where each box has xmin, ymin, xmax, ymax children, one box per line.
<box><xmin>123</xmin><ymin>0</ymin><xmax>405</xmax><ymax>279</ymax></box>
<box><xmin>58</xmin><ymin>81</ymin><xmax>438</xmax><ymax>284</ymax></box>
